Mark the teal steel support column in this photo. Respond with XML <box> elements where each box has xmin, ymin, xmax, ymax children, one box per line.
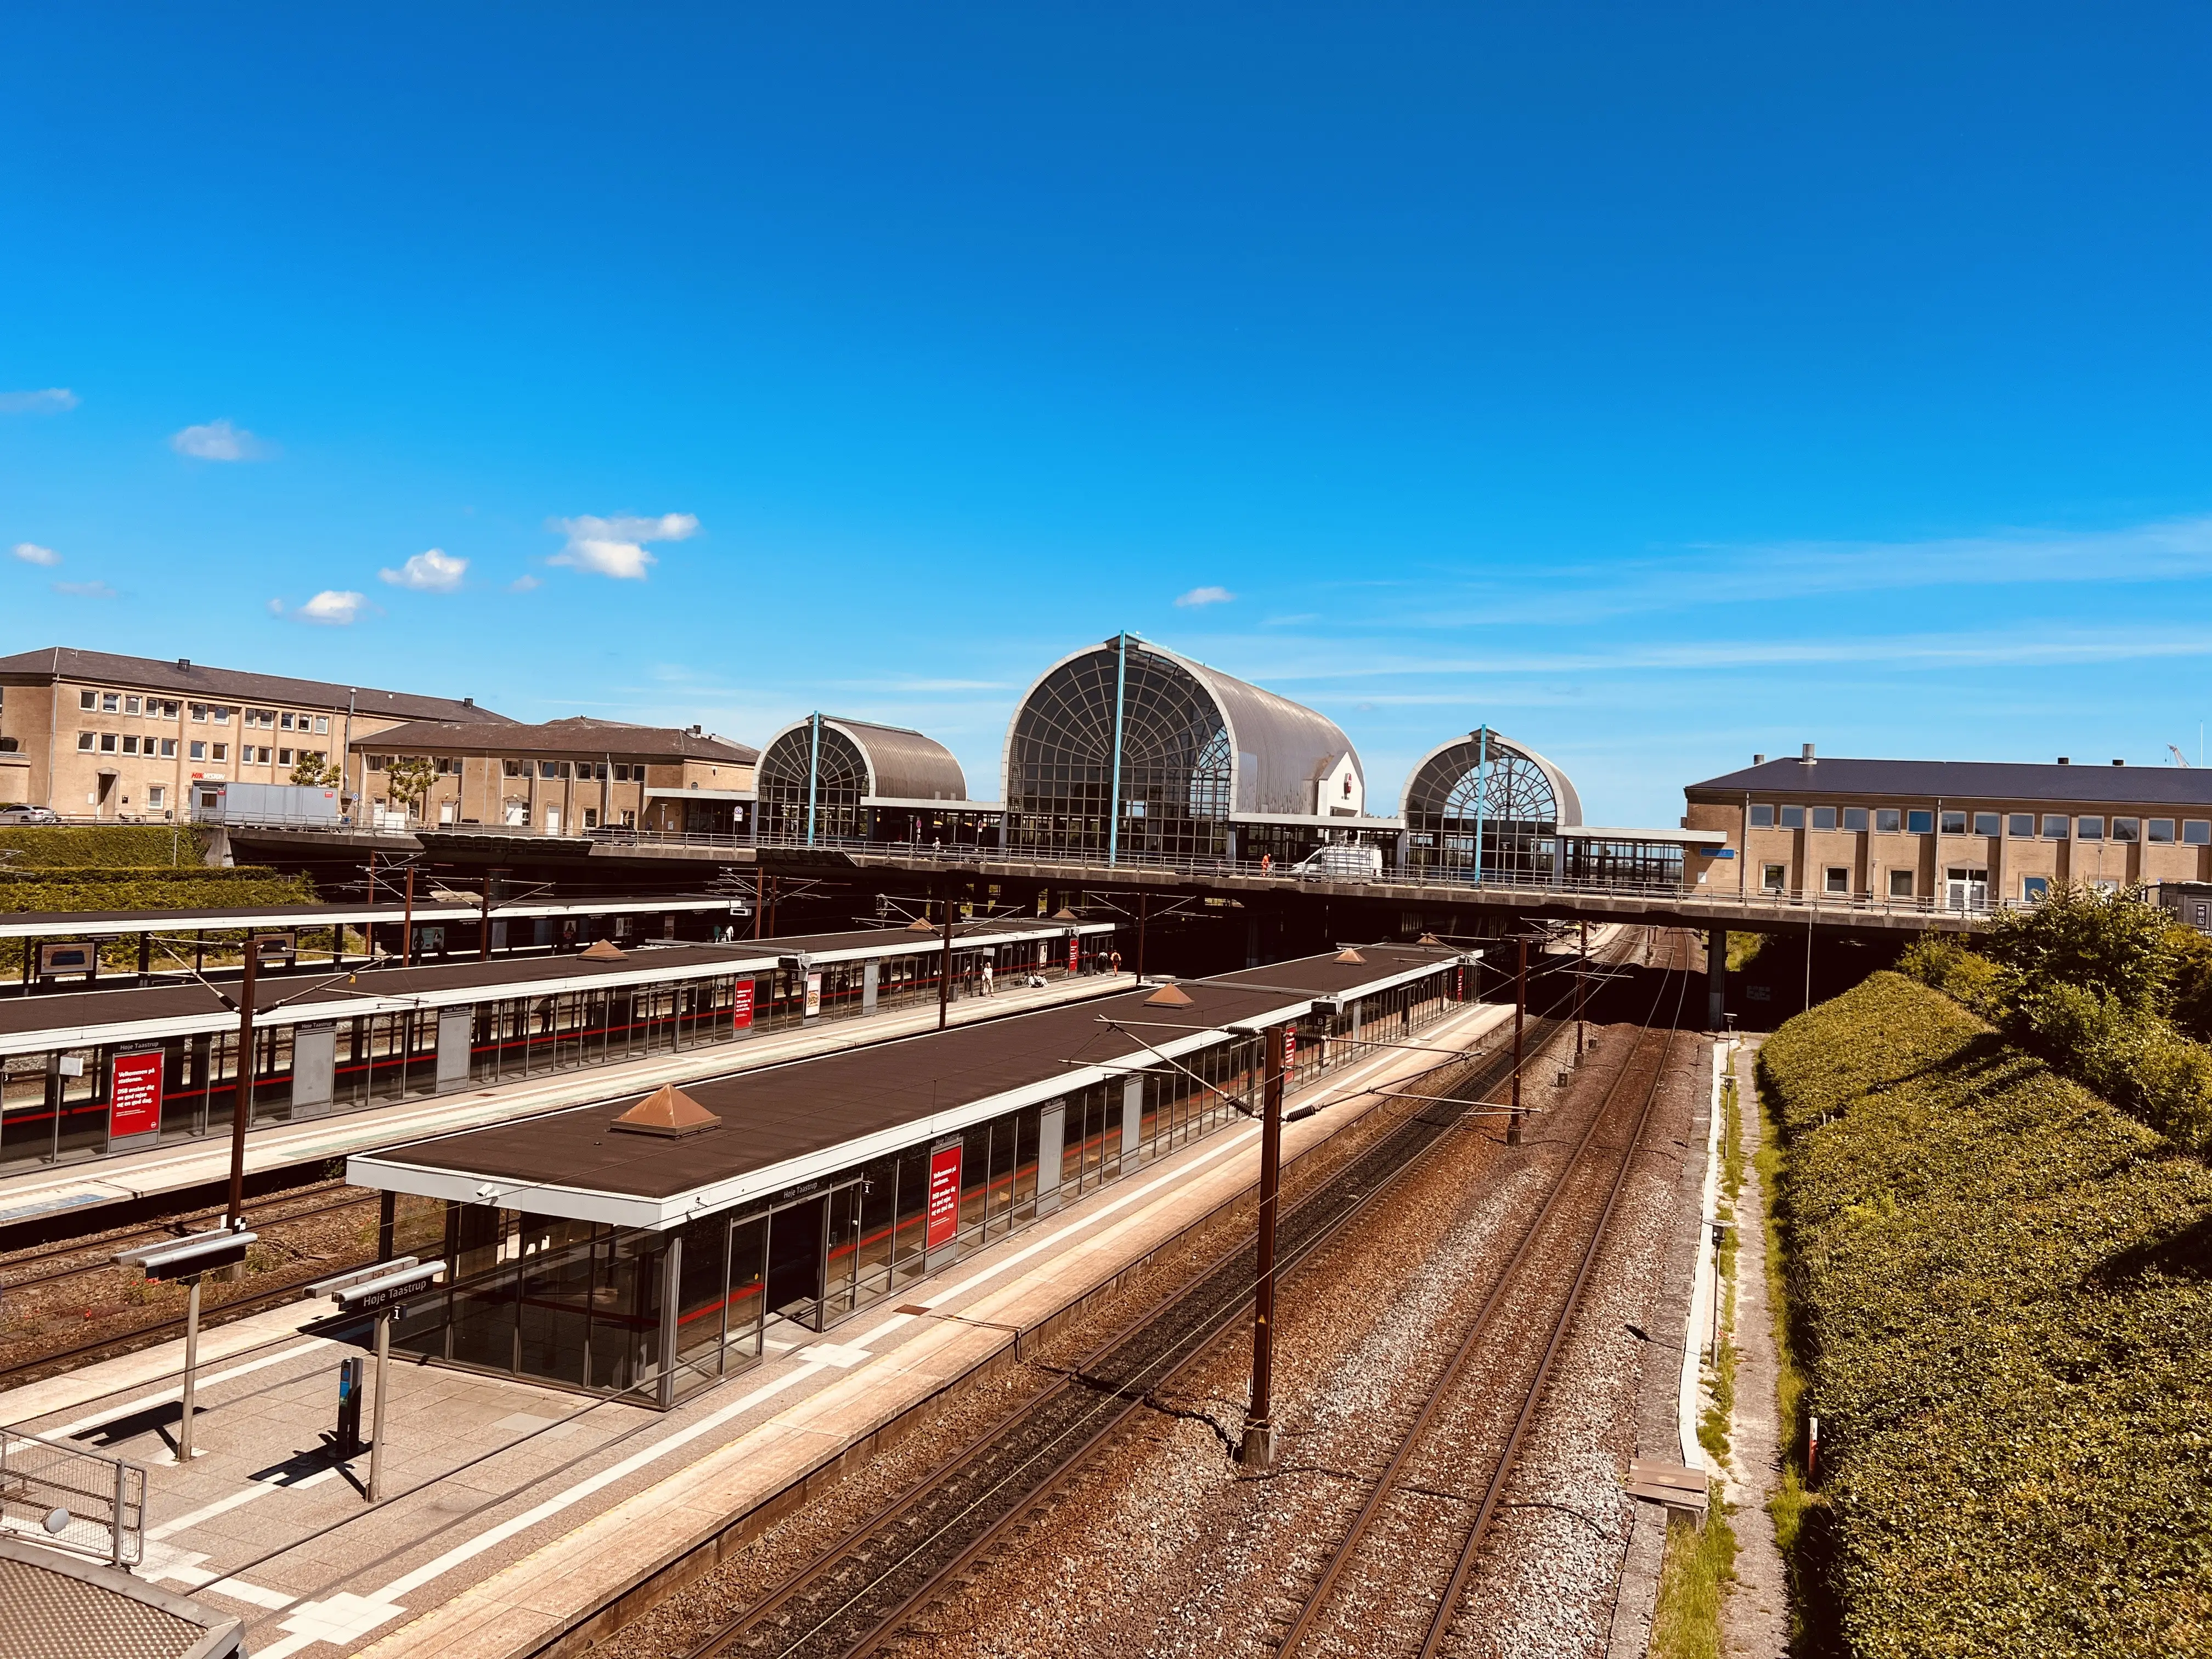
<box><xmin>1472</xmin><ymin>725</ymin><xmax>1488</xmax><ymax>887</ymax></box>
<box><xmin>1107</xmin><ymin>633</ymin><xmax>1128</xmax><ymax>867</ymax></box>
<box><xmin>805</xmin><ymin>712</ymin><xmax>821</xmax><ymax>847</ymax></box>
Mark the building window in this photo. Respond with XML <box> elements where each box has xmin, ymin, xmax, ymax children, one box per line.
<box><xmin>120</xmin><ymin>735</ymin><xmax>138</xmax><ymax>755</ymax></box>
<box><xmin>502</xmin><ymin>758</ymin><xmax>524</xmax><ymax>777</ymax></box>
<box><xmin>1812</xmin><ymin>806</ymin><xmax>1838</xmax><ymax>830</ymax></box>
<box><xmin>101</xmin><ymin>691</ymin><xmax>120</xmax><ymax>712</ymax></box>
<box><xmin>1907</xmin><ymin>810</ymin><xmax>1934</xmax><ymax>834</ymax></box>
<box><xmin>1874</xmin><ymin>808</ymin><xmax>1900</xmax><ymax>833</ymax></box>
<box><xmin>77</xmin><ymin>731</ymin><xmax>94</xmax><ymax>751</ymax></box>
<box><xmin>148</xmin><ymin>786</ymin><xmax>166</xmax><ymax>809</ymax></box>
<box><xmin>613</xmin><ymin>763</ymin><xmax>637</xmax><ymax>783</ymax></box>
<box><xmin>124</xmin><ymin>695</ymin><xmax>141</xmax><ymax>715</ymax></box>
<box><xmin>1843</xmin><ymin>807</ymin><xmax>1869</xmax><ymax>831</ymax></box>
<box><xmin>160</xmin><ymin>738</ymin><xmax>176</xmax><ymax>758</ymax></box>
<box><xmin>1972</xmin><ymin>811</ymin><xmax>2000</xmax><ymax>836</ymax></box>
<box><xmin>2114</xmin><ymin>817</ymin><xmax>2140</xmax><ymax>843</ymax></box>
<box><xmin>592</xmin><ymin>762</ymin><xmax>608</xmax><ymax>781</ymax></box>
<box><xmin>620</xmin><ymin>809</ymin><xmax>636</xmax><ymax>827</ymax></box>
<box><xmin>2150</xmin><ymin>819</ymin><xmax>2176</xmax><ymax>844</ymax></box>
<box><xmin>314</xmin><ymin>716</ymin><xmax>329</xmax><ymax>733</ymax></box>
<box><xmin>2041</xmin><ymin>814</ymin><xmax>2068</xmax><ymax>839</ymax></box>
<box><xmin>1762</xmin><ymin>863</ymin><xmax>1786</xmax><ymax>891</ymax></box>
<box><xmin>279</xmin><ymin>712</ymin><xmax>294</xmax><ymax>730</ymax></box>
<box><xmin>1779</xmin><ymin>805</ymin><xmax>1805</xmax><ymax>828</ymax></box>
<box><xmin>583</xmin><ymin>807</ymin><xmax>600</xmax><ymax>828</ymax></box>
<box><xmin>2004</xmin><ymin>814</ymin><xmax>2029</xmax><ymax>837</ymax></box>
<box><xmin>99</xmin><ymin>732</ymin><xmax>116</xmax><ymax>753</ymax></box>
<box><xmin>78</xmin><ymin>689</ymin><xmax>97</xmax><ymax>710</ymax></box>
<box><xmin>1889</xmin><ymin>869</ymin><xmax>1915</xmax><ymax>898</ymax></box>
<box><xmin>539</xmin><ymin>761</ymin><xmax>559</xmax><ymax>780</ymax></box>
<box><xmin>277</xmin><ymin>748</ymin><xmax>294</xmax><ymax>766</ymax></box>
<box><xmin>213</xmin><ymin>707</ymin><xmax>230</xmax><ymax>724</ymax></box>
<box><xmin>189</xmin><ymin>741</ymin><xmax>206</xmax><ymax>761</ymax></box>
<box><xmin>2023</xmin><ymin>876</ymin><xmax>2050</xmax><ymax>901</ymax></box>
<box><xmin>2078</xmin><ymin>816</ymin><xmax>2103</xmax><ymax>840</ymax></box>
<box><xmin>158</xmin><ymin>699</ymin><xmax>178</xmax><ymax>719</ymax></box>
<box><xmin>1938</xmin><ymin>810</ymin><xmax>1966</xmax><ymax>834</ymax></box>
<box><xmin>2186</xmin><ymin>821</ymin><xmax>2211</xmax><ymax>846</ymax></box>
<box><xmin>189</xmin><ymin>702</ymin><xmax>208</xmax><ymax>723</ymax></box>
<box><xmin>211</xmin><ymin>743</ymin><xmax>228</xmax><ymax>762</ymax></box>
<box><xmin>1824</xmin><ymin>866</ymin><xmax>1848</xmax><ymax>894</ymax></box>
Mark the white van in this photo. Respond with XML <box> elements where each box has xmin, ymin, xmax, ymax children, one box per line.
<box><xmin>1292</xmin><ymin>843</ymin><xmax>1384</xmax><ymax>881</ymax></box>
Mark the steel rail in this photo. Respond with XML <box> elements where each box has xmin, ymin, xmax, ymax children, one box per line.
<box><xmin>1272</xmin><ymin>931</ymin><xmax>1687</xmax><ymax>1657</ymax></box>
<box><xmin>676</xmin><ymin>939</ymin><xmax>1635</xmax><ymax>1659</ymax></box>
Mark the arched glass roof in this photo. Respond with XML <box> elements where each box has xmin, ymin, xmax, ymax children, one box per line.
<box><xmin>757</xmin><ymin>715</ymin><xmax>968</xmax><ymax>842</ymax></box>
<box><xmin>1401</xmin><ymin>729</ymin><xmax>1583</xmax><ymax>831</ymax></box>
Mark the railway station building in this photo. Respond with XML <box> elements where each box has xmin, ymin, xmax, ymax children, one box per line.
<box><xmin>0</xmin><ymin>916</ymin><xmax>1116</xmax><ymax>1175</ymax></box>
<box><xmin>346</xmin><ymin>943</ymin><xmax>1474</xmax><ymax>1407</ymax></box>
<box><xmin>1684</xmin><ymin>749</ymin><xmax>2212</xmax><ymax>907</ymax></box>
<box><xmin>753</xmin><ymin>714</ymin><xmax>996</xmax><ymax>847</ymax></box>
<box><xmin>1001</xmin><ymin>634</ymin><xmax>1372</xmax><ymax>867</ymax></box>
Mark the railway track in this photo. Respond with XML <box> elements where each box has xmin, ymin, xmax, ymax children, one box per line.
<box><xmin>1274</xmin><ymin>929</ymin><xmax>1690</xmax><ymax>1658</ymax></box>
<box><xmin>674</xmin><ymin>939</ymin><xmax>1630</xmax><ymax>1659</ymax></box>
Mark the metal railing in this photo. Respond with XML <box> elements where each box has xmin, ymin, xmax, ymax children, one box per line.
<box><xmin>0</xmin><ymin>1426</ymin><xmax>146</xmax><ymax>1568</ymax></box>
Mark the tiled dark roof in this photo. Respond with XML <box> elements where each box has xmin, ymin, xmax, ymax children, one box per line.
<box><xmin>351</xmin><ymin>715</ymin><xmax>757</xmax><ymax>765</ymax></box>
<box><xmin>1686</xmin><ymin>756</ymin><xmax>2212</xmax><ymax>807</ymax></box>
<box><xmin>0</xmin><ymin>647</ymin><xmax>507</xmax><ymax>725</ymax></box>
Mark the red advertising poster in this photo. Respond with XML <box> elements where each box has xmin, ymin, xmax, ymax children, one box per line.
<box><xmin>925</xmin><ymin>1142</ymin><xmax>963</xmax><ymax>1250</ymax></box>
<box><xmin>731</xmin><ymin>980</ymin><xmax>755</xmax><ymax>1030</ymax></box>
<box><xmin>1283</xmin><ymin>1026</ymin><xmax>1297</xmax><ymax>1069</ymax></box>
<box><xmin>109</xmin><ymin>1049</ymin><xmax>163</xmax><ymax>1142</ymax></box>
<box><xmin>1066</xmin><ymin>935</ymin><xmax>1080</xmax><ymax>972</ymax></box>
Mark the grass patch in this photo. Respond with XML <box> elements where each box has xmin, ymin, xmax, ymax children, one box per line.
<box><xmin>1651</xmin><ymin>1491</ymin><xmax>1740</xmax><ymax>1659</ymax></box>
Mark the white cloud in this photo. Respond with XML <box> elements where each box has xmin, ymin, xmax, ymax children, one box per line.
<box><xmin>1174</xmin><ymin>585</ymin><xmax>1236</xmax><ymax>608</ymax></box>
<box><xmin>170</xmin><ymin>418</ymin><xmax>269</xmax><ymax>461</ymax></box>
<box><xmin>0</xmin><ymin>388</ymin><xmax>78</xmax><ymax>414</ymax></box>
<box><xmin>10</xmin><ymin>542</ymin><xmax>60</xmax><ymax>567</ymax></box>
<box><xmin>274</xmin><ymin>590</ymin><xmax>369</xmax><ymax>625</ymax></box>
<box><xmin>547</xmin><ymin>512</ymin><xmax>698</xmax><ymax>580</ymax></box>
<box><xmin>379</xmin><ymin>548</ymin><xmax>467</xmax><ymax>592</ymax></box>
<box><xmin>52</xmin><ymin>580</ymin><xmax>115</xmax><ymax>600</ymax></box>
<box><xmin>508</xmin><ymin>574</ymin><xmax>541</xmax><ymax>592</ymax></box>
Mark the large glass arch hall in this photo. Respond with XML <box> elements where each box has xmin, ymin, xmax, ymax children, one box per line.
<box><xmin>1401</xmin><ymin>728</ymin><xmax>1584</xmax><ymax>883</ymax></box>
<box><xmin>1002</xmin><ymin>635</ymin><xmax>1368</xmax><ymax>863</ymax></box>
<box><xmin>756</xmin><ymin>715</ymin><xmax>970</xmax><ymax>845</ymax></box>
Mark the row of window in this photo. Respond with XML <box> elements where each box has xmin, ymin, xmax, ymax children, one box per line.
<box><xmin>1763</xmin><ymin>864</ymin><xmax>2098</xmax><ymax>904</ymax></box>
<box><xmin>73</xmin><ymin>732</ymin><xmax>326</xmax><ymax>767</ymax></box>
<box><xmin>72</xmin><ymin>689</ymin><xmax>333</xmax><ymax>733</ymax></box>
<box><xmin>363</xmin><ymin>755</ymin><xmax>651</xmax><ymax>782</ymax></box>
<box><xmin>1750</xmin><ymin>803</ymin><xmax>2212</xmax><ymax>844</ymax></box>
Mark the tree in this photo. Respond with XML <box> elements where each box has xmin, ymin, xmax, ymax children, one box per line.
<box><xmin>289</xmin><ymin>751</ymin><xmax>343</xmax><ymax>788</ymax></box>
<box><xmin>1979</xmin><ymin>881</ymin><xmax>2176</xmax><ymax>1013</ymax></box>
<box><xmin>383</xmin><ymin>755</ymin><xmax>438</xmax><ymax>822</ymax></box>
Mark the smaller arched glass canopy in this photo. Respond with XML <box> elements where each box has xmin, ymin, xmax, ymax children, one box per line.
<box><xmin>1401</xmin><ymin>729</ymin><xmax>1584</xmax><ymax>883</ymax></box>
<box><xmin>756</xmin><ymin>715</ymin><xmax>969</xmax><ymax>844</ymax></box>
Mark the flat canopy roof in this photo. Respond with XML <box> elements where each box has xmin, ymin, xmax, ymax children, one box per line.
<box><xmin>351</xmin><ymin>943</ymin><xmax>1467</xmax><ymax>1229</ymax></box>
<box><xmin>0</xmin><ymin>895</ymin><xmax>744</xmax><ymax>941</ymax></box>
<box><xmin>0</xmin><ymin>918</ymin><xmax>1116</xmax><ymax>1057</ymax></box>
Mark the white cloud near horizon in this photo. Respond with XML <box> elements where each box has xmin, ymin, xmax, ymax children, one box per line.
<box><xmin>0</xmin><ymin>388</ymin><xmax>78</xmax><ymax>414</ymax></box>
<box><xmin>380</xmin><ymin>548</ymin><xmax>468</xmax><ymax>592</ymax></box>
<box><xmin>171</xmin><ymin>418</ymin><xmax>269</xmax><ymax>461</ymax></box>
<box><xmin>270</xmin><ymin>590</ymin><xmax>369</xmax><ymax>625</ymax></box>
<box><xmin>1174</xmin><ymin>585</ymin><xmax>1235</xmax><ymax>607</ymax></box>
<box><xmin>548</xmin><ymin>513</ymin><xmax>698</xmax><ymax>579</ymax></box>
<box><xmin>11</xmin><ymin>542</ymin><xmax>60</xmax><ymax>567</ymax></box>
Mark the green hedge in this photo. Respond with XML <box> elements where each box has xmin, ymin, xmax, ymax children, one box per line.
<box><xmin>0</xmin><ymin>825</ymin><xmax>210</xmax><ymax>868</ymax></box>
<box><xmin>1761</xmin><ymin>971</ymin><xmax>2212</xmax><ymax>1658</ymax></box>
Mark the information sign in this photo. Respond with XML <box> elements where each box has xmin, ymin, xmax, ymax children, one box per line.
<box><xmin>925</xmin><ymin>1141</ymin><xmax>963</xmax><ymax>1250</ymax></box>
<box><xmin>1066</xmin><ymin>935</ymin><xmax>1079</xmax><ymax>973</ymax></box>
<box><xmin>1282</xmin><ymin>1026</ymin><xmax>1297</xmax><ymax>1070</ymax></box>
<box><xmin>804</xmin><ymin>972</ymin><xmax>823</xmax><ymax>1018</ymax></box>
<box><xmin>109</xmin><ymin>1049</ymin><xmax>164</xmax><ymax>1145</ymax></box>
<box><xmin>731</xmin><ymin>979</ymin><xmax>755</xmax><ymax>1031</ymax></box>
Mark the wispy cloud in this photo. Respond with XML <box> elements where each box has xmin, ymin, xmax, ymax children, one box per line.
<box><xmin>171</xmin><ymin>418</ymin><xmax>271</xmax><ymax>461</ymax></box>
<box><xmin>509</xmin><ymin>574</ymin><xmax>541</xmax><ymax>593</ymax></box>
<box><xmin>52</xmin><ymin>579</ymin><xmax>116</xmax><ymax>600</ymax></box>
<box><xmin>547</xmin><ymin>512</ymin><xmax>698</xmax><ymax>579</ymax></box>
<box><xmin>379</xmin><ymin>548</ymin><xmax>468</xmax><ymax>592</ymax></box>
<box><xmin>0</xmin><ymin>388</ymin><xmax>77</xmax><ymax>414</ymax></box>
<box><xmin>1174</xmin><ymin>585</ymin><xmax>1235</xmax><ymax>608</ymax></box>
<box><xmin>10</xmin><ymin>542</ymin><xmax>60</xmax><ymax>567</ymax></box>
<box><xmin>271</xmin><ymin>590</ymin><xmax>370</xmax><ymax>625</ymax></box>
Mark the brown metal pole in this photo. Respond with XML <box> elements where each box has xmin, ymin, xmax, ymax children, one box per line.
<box><xmin>478</xmin><ymin>874</ymin><xmax>492</xmax><ymax>961</ymax></box>
<box><xmin>753</xmin><ymin>864</ymin><xmax>764</xmax><ymax>940</ymax></box>
<box><xmin>1137</xmin><ymin>893</ymin><xmax>1149</xmax><ymax>980</ymax></box>
<box><xmin>224</xmin><ymin>945</ymin><xmax>257</xmax><ymax>1228</ymax></box>
<box><xmin>376</xmin><ymin>1188</ymin><xmax>396</xmax><ymax>1262</ymax></box>
<box><xmin>938</xmin><ymin>882</ymin><xmax>955</xmax><ymax>1031</ymax></box>
<box><xmin>400</xmin><ymin>865</ymin><xmax>415</xmax><ymax>969</ymax></box>
<box><xmin>1240</xmin><ymin>1022</ymin><xmax>1288</xmax><ymax>1467</ymax></box>
<box><xmin>1508</xmin><ymin>934</ymin><xmax>1526</xmax><ymax>1147</ymax></box>
<box><xmin>1576</xmin><ymin>919</ymin><xmax>1587</xmax><ymax>1056</ymax></box>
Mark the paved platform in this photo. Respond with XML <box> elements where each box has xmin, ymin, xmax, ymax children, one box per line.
<box><xmin>0</xmin><ymin>972</ymin><xmax>1125</xmax><ymax>1232</ymax></box>
<box><xmin>0</xmin><ymin>991</ymin><xmax>1523</xmax><ymax>1659</ymax></box>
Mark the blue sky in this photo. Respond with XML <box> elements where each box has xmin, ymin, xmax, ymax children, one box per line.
<box><xmin>5</xmin><ymin>5</ymin><xmax>2211</xmax><ymax>827</ymax></box>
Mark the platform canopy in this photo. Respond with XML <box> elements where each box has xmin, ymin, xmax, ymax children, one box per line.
<box><xmin>1001</xmin><ymin>634</ymin><xmax>1366</xmax><ymax>861</ymax></box>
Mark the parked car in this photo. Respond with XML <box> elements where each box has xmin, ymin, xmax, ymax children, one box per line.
<box><xmin>1292</xmin><ymin>842</ymin><xmax>1384</xmax><ymax>881</ymax></box>
<box><xmin>0</xmin><ymin>804</ymin><xmax>59</xmax><ymax>825</ymax></box>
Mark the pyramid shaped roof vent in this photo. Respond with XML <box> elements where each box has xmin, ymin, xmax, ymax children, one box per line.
<box><xmin>1143</xmin><ymin>982</ymin><xmax>1195</xmax><ymax>1007</ymax></box>
<box><xmin>578</xmin><ymin>939</ymin><xmax>627</xmax><ymax>962</ymax></box>
<box><xmin>610</xmin><ymin>1083</ymin><xmax>723</xmax><ymax>1138</ymax></box>
<box><xmin>906</xmin><ymin>916</ymin><xmax>939</xmax><ymax>933</ymax></box>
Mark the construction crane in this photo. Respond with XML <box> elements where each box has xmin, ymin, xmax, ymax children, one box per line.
<box><xmin>2170</xmin><ymin>744</ymin><xmax>2192</xmax><ymax>768</ymax></box>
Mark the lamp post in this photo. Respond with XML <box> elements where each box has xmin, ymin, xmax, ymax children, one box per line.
<box><xmin>225</xmin><ymin>944</ymin><xmax>258</xmax><ymax>1228</ymax></box>
<box><xmin>1240</xmin><ymin>1022</ymin><xmax>1290</xmax><ymax>1468</ymax></box>
<box><xmin>1508</xmin><ymin>933</ymin><xmax>1527</xmax><ymax>1147</ymax></box>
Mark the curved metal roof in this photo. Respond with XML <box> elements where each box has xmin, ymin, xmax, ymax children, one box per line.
<box><xmin>1001</xmin><ymin>636</ymin><xmax>1362</xmax><ymax>817</ymax></box>
<box><xmin>757</xmin><ymin>715</ymin><xmax>968</xmax><ymax>802</ymax></box>
<box><xmin>1400</xmin><ymin>729</ymin><xmax>1584</xmax><ymax>827</ymax></box>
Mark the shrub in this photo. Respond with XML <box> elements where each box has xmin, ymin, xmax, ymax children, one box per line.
<box><xmin>1761</xmin><ymin>972</ymin><xmax>2212</xmax><ymax>1658</ymax></box>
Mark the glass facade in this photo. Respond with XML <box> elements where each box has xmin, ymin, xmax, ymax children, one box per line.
<box><xmin>758</xmin><ymin>723</ymin><xmax>870</xmax><ymax>842</ymax></box>
<box><xmin>1404</xmin><ymin>733</ymin><xmax>1564</xmax><ymax>882</ymax></box>
<box><xmin>1006</xmin><ymin>645</ymin><xmax>1234</xmax><ymax>861</ymax></box>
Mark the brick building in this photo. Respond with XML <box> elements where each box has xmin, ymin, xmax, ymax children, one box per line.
<box><xmin>1684</xmin><ymin>747</ymin><xmax>2212</xmax><ymax>907</ymax></box>
<box><xmin>350</xmin><ymin>716</ymin><xmax>758</xmax><ymax>834</ymax></box>
<box><xmin>0</xmin><ymin>647</ymin><xmax>504</xmax><ymax>820</ymax></box>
